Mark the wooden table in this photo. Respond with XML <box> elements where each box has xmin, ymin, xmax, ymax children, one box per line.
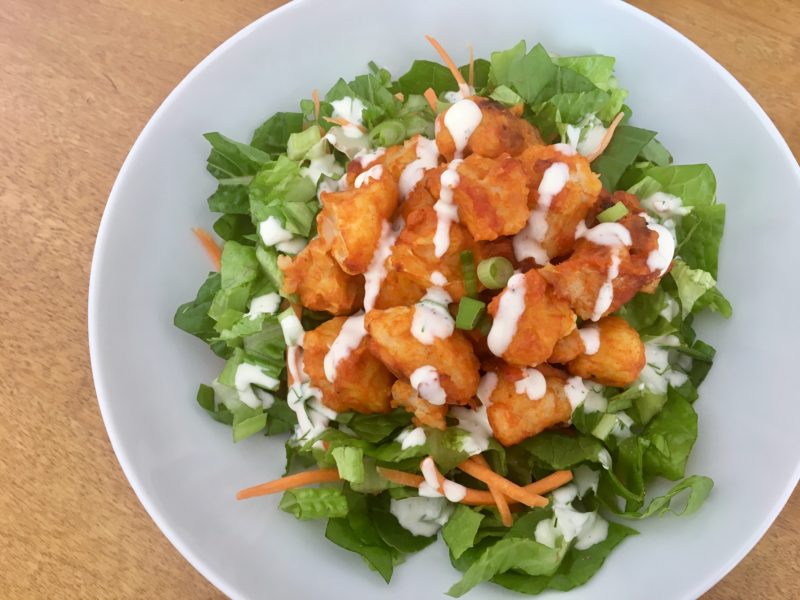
<box><xmin>1</xmin><ymin>0</ymin><xmax>797</xmax><ymax>597</ymax></box>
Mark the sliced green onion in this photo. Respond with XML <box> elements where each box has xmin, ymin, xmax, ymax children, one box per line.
<box><xmin>596</xmin><ymin>201</ymin><xmax>629</xmax><ymax>223</ymax></box>
<box><xmin>591</xmin><ymin>413</ymin><xmax>618</xmax><ymax>441</ymax></box>
<box><xmin>460</xmin><ymin>250</ymin><xmax>478</xmax><ymax>297</ymax></box>
<box><xmin>455</xmin><ymin>297</ymin><xmax>486</xmax><ymax>330</ymax></box>
<box><xmin>368</xmin><ymin>120</ymin><xmax>405</xmax><ymax>147</ymax></box>
<box><xmin>286</xmin><ymin>126</ymin><xmax>322</xmax><ymax>161</ymax></box>
<box><xmin>477</xmin><ymin>257</ymin><xmax>513</xmax><ymax>290</ymax></box>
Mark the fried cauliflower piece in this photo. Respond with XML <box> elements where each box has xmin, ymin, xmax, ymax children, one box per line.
<box><xmin>302</xmin><ymin>316</ymin><xmax>394</xmax><ymax>414</ymax></box>
<box><xmin>390</xmin><ymin>380</ymin><xmax>447</xmax><ymax>429</ymax></box>
<box><xmin>318</xmin><ymin>170</ymin><xmax>399</xmax><ymax>275</ymax></box>
<box><xmin>485</xmin><ymin>363</ymin><xmax>573</xmax><ymax>446</ymax></box>
<box><xmin>364</xmin><ymin>306</ymin><xmax>480</xmax><ymax>404</ymax></box>
<box><xmin>539</xmin><ymin>211</ymin><xmax>661</xmax><ymax>321</ymax></box>
<box><xmin>388</xmin><ymin>202</ymin><xmax>476</xmax><ymax>301</ymax></box>
<box><xmin>278</xmin><ymin>237</ymin><xmax>363</xmax><ymax>315</ymax></box>
<box><xmin>548</xmin><ymin>328</ymin><xmax>584</xmax><ymax>364</ymax></box>
<box><xmin>566</xmin><ymin>316</ymin><xmax>645</xmax><ymax>387</ymax></box>
<box><xmin>487</xmin><ymin>268</ymin><xmax>576</xmax><ymax>367</ymax></box>
<box><xmin>436</xmin><ymin>96</ymin><xmax>543</xmax><ymax>161</ymax></box>
<box><xmin>373</xmin><ymin>269</ymin><xmax>427</xmax><ymax>310</ymax></box>
<box><xmin>514</xmin><ymin>144</ymin><xmax>603</xmax><ymax>263</ymax></box>
<box><xmin>452</xmin><ymin>153</ymin><xmax>530</xmax><ymax>241</ymax></box>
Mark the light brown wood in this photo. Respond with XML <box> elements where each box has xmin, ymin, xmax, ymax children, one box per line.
<box><xmin>0</xmin><ymin>0</ymin><xmax>797</xmax><ymax>598</ymax></box>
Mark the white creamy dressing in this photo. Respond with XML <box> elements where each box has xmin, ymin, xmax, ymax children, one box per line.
<box><xmin>514</xmin><ymin>368</ymin><xmax>547</xmax><ymax>400</ymax></box>
<box><xmin>245</xmin><ymin>293</ymin><xmax>281</xmax><ymax>320</ymax></box>
<box><xmin>323</xmin><ymin>312</ymin><xmax>367</xmax><ymax>383</ymax></box>
<box><xmin>451</xmin><ymin>405</ymin><xmax>493</xmax><ymax>455</ymax></box>
<box><xmin>433</xmin><ymin>159</ymin><xmax>463</xmax><ymax>257</ymax></box>
<box><xmin>302</xmin><ymin>154</ymin><xmax>342</xmax><ymax>184</ymax></box>
<box><xmin>577</xmin><ymin>222</ymin><xmax>633</xmax><ymax>322</ymax></box>
<box><xmin>259</xmin><ymin>216</ymin><xmax>307</xmax><ymax>255</ymax></box>
<box><xmin>582</xmin><ymin>382</ymin><xmax>608</xmax><ymax>414</ymax></box>
<box><xmin>410</xmin><ymin>365</ymin><xmax>447</xmax><ymax>405</ymax></box>
<box><xmin>534</xmin><ymin>483</ymin><xmax>609</xmax><ymax>551</ymax></box>
<box><xmin>641</xmin><ymin>192</ymin><xmax>691</xmax><ymax>219</ymax></box>
<box><xmin>411</xmin><ymin>287</ymin><xmax>454</xmax><ymax>344</ymax></box>
<box><xmin>354</xmin><ymin>164</ymin><xmax>384</xmax><ymax>188</ymax></box>
<box><xmin>362</xmin><ymin>219</ymin><xmax>403</xmax><ymax>312</ymax></box>
<box><xmin>330</xmin><ymin>97</ymin><xmax>366</xmax><ymax>138</ymax></box>
<box><xmin>444</xmin><ymin>83</ymin><xmax>475</xmax><ymax>104</ymax></box>
<box><xmin>354</xmin><ymin>147</ymin><xmax>386</xmax><ymax>168</ymax></box>
<box><xmin>512</xmin><ymin>162</ymin><xmax>571</xmax><ymax>265</ymax></box>
<box><xmin>563</xmin><ymin>114</ymin><xmax>607</xmax><ymax>157</ymax></box>
<box><xmin>476</xmin><ymin>372</ymin><xmax>499</xmax><ymax>406</ymax></box>
<box><xmin>419</xmin><ymin>456</ymin><xmax>443</xmax><ymax>497</ymax></box>
<box><xmin>398</xmin><ymin>137</ymin><xmax>440</xmax><ymax>199</ymax></box>
<box><xmin>577</xmin><ymin>326</ymin><xmax>601</xmax><ymax>355</ymax></box>
<box><xmin>564</xmin><ymin>376</ymin><xmax>589</xmax><ymax>413</ymax></box>
<box><xmin>323</xmin><ymin>126</ymin><xmax>369</xmax><ymax>158</ymax></box>
<box><xmin>610</xmin><ymin>412</ymin><xmax>635</xmax><ymax>439</ymax></box>
<box><xmin>254</xmin><ymin>388</ymin><xmax>275</xmax><ymax>410</ymax></box>
<box><xmin>638</xmin><ymin>335</ymin><xmax>688</xmax><ymax>394</ymax></box>
<box><xmin>443</xmin><ymin>98</ymin><xmax>482</xmax><ymax>158</ymax></box>
<box><xmin>234</xmin><ymin>363</ymin><xmax>280</xmax><ymax>409</ymax></box>
<box><xmin>597</xmin><ymin>449</ymin><xmax>613</xmax><ymax>470</ymax></box>
<box><xmin>430</xmin><ymin>271</ymin><xmax>448</xmax><ymax>286</ymax></box>
<box><xmin>395</xmin><ymin>426</ymin><xmax>427</xmax><ymax>450</ymax></box>
<box><xmin>659</xmin><ymin>296</ymin><xmax>680</xmax><ymax>321</ymax></box>
<box><xmin>646</xmin><ymin>222</ymin><xmax>675</xmax><ymax>275</ymax></box>
<box><xmin>280</xmin><ymin>312</ymin><xmax>305</xmax><ymax>346</ymax></box>
<box><xmin>389</xmin><ymin>496</ymin><xmax>453</xmax><ymax>537</ymax></box>
<box><xmin>572</xmin><ymin>465</ymin><xmax>600</xmax><ymax>498</ymax></box>
<box><xmin>487</xmin><ymin>272</ymin><xmax>526</xmax><ymax>357</ymax></box>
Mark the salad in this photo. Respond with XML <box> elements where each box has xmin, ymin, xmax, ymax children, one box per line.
<box><xmin>174</xmin><ymin>37</ymin><xmax>731</xmax><ymax>596</ymax></box>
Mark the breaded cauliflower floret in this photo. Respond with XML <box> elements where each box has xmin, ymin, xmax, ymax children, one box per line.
<box><xmin>303</xmin><ymin>316</ymin><xmax>395</xmax><ymax>414</ymax></box>
<box><xmin>566</xmin><ymin>316</ymin><xmax>645</xmax><ymax>387</ymax></box>
<box><xmin>364</xmin><ymin>306</ymin><xmax>480</xmax><ymax>404</ymax></box>
<box><xmin>436</xmin><ymin>96</ymin><xmax>543</xmax><ymax>160</ymax></box>
<box><xmin>390</xmin><ymin>380</ymin><xmax>447</xmax><ymax>429</ymax></box>
<box><xmin>279</xmin><ymin>237</ymin><xmax>363</xmax><ymax>315</ymax></box>
<box><xmin>487</xmin><ymin>268</ymin><xmax>575</xmax><ymax>367</ymax></box>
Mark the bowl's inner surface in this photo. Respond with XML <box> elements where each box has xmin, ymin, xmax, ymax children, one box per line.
<box><xmin>90</xmin><ymin>0</ymin><xmax>800</xmax><ymax>598</ymax></box>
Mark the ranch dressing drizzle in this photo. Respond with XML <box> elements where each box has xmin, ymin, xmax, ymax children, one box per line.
<box><xmin>578</xmin><ymin>325</ymin><xmax>600</xmax><ymax>355</ymax></box>
<box><xmin>411</xmin><ymin>287</ymin><xmax>454</xmax><ymax>344</ymax></box>
<box><xmin>410</xmin><ymin>365</ymin><xmax>447</xmax><ymax>405</ymax></box>
<box><xmin>323</xmin><ymin>312</ymin><xmax>366</xmax><ymax>383</ymax></box>
<box><xmin>443</xmin><ymin>99</ymin><xmax>482</xmax><ymax>158</ymax></box>
<box><xmin>512</xmin><ymin>162</ymin><xmax>571</xmax><ymax>265</ymax></box>
<box><xmin>362</xmin><ymin>219</ymin><xmax>403</xmax><ymax>312</ymax></box>
<box><xmin>398</xmin><ymin>137</ymin><xmax>440</xmax><ymax>199</ymax></box>
<box><xmin>514</xmin><ymin>368</ymin><xmax>547</xmax><ymax>400</ymax></box>
<box><xmin>487</xmin><ymin>272</ymin><xmax>526</xmax><ymax>357</ymax></box>
<box><xmin>578</xmin><ymin>222</ymin><xmax>633</xmax><ymax>321</ymax></box>
<box><xmin>433</xmin><ymin>159</ymin><xmax>463</xmax><ymax>257</ymax></box>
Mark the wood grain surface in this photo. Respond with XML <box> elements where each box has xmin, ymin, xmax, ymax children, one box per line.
<box><xmin>1</xmin><ymin>0</ymin><xmax>797</xmax><ymax>598</ymax></box>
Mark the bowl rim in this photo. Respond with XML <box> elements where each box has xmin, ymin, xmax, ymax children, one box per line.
<box><xmin>88</xmin><ymin>0</ymin><xmax>800</xmax><ymax>598</ymax></box>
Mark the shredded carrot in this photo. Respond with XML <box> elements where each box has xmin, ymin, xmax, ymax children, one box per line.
<box><xmin>585</xmin><ymin>112</ymin><xmax>625</xmax><ymax>162</ymax></box>
<box><xmin>394</xmin><ymin>92</ymin><xmax>405</xmax><ymax>101</ymax></box>
<box><xmin>423</xmin><ymin>87</ymin><xmax>438</xmax><ymax>112</ymax></box>
<box><xmin>376</xmin><ymin>467</ymin><xmax>424</xmax><ymax>488</ymax></box>
<box><xmin>468</xmin><ymin>44</ymin><xmax>475</xmax><ymax>89</ymax></box>
<box><xmin>510</xmin><ymin>102</ymin><xmax>524</xmax><ymax>117</ymax></box>
<box><xmin>192</xmin><ymin>227</ymin><xmax>221</xmax><ymax>271</ymax></box>
<box><xmin>323</xmin><ymin>116</ymin><xmax>366</xmax><ymax>133</ymax></box>
<box><xmin>425</xmin><ymin>35</ymin><xmax>467</xmax><ymax>87</ymax></box>
<box><xmin>311</xmin><ymin>89</ymin><xmax>320</xmax><ymax>121</ymax></box>
<box><xmin>236</xmin><ymin>468</ymin><xmax>341</xmax><ymax>500</ymax></box>
<box><xmin>473</xmin><ymin>455</ymin><xmax>512</xmax><ymax>526</ymax></box>
<box><xmin>526</xmin><ymin>470</ymin><xmax>574</xmax><ymax>495</ymax></box>
<box><xmin>460</xmin><ymin>458</ymin><xmax>548</xmax><ymax>507</ymax></box>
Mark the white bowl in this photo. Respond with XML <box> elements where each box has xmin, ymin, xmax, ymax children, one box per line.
<box><xmin>89</xmin><ymin>0</ymin><xmax>800</xmax><ymax>597</ymax></box>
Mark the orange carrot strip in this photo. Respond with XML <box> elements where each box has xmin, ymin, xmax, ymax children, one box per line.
<box><xmin>425</xmin><ymin>35</ymin><xmax>467</xmax><ymax>87</ymax></box>
<box><xmin>468</xmin><ymin>44</ymin><xmax>475</xmax><ymax>89</ymax></box>
<box><xmin>376</xmin><ymin>467</ymin><xmax>424</xmax><ymax>488</ymax></box>
<box><xmin>460</xmin><ymin>458</ymin><xmax>548</xmax><ymax>507</ymax></box>
<box><xmin>323</xmin><ymin>116</ymin><xmax>366</xmax><ymax>133</ymax></box>
<box><xmin>510</xmin><ymin>102</ymin><xmax>524</xmax><ymax>117</ymax></box>
<box><xmin>311</xmin><ymin>89</ymin><xmax>320</xmax><ymax>121</ymax></box>
<box><xmin>585</xmin><ymin>112</ymin><xmax>625</xmax><ymax>162</ymax></box>
<box><xmin>526</xmin><ymin>470</ymin><xmax>574</xmax><ymax>495</ymax></box>
<box><xmin>236</xmin><ymin>469</ymin><xmax>341</xmax><ymax>500</ymax></box>
<box><xmin>394</xmin><ymin>92</ymin><xmax>405</xmax><ymax>101</ymax></box>
<box><xmin>192</xmin><ymin>227</ymin><xmax>221</xmax><ymax>271</ymax></box>
<box><xmin>423</xmin><ymin>457</ymin><xmax>497</xmax><ymax>505</ymax></box>
<box><xmin>423</xmin><ymin>87</ymin><xmax>438</xmax><ymax>112</ymax></box>
<box><xmin>473</xmin><ymin>455</ymin><xmax>512</xmax><ymax>526</ymax></box>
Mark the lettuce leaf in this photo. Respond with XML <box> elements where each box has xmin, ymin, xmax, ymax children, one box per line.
<box><xmin>442</xmin><ymin>505</ymin><xmax>485</xmax><ymax>560</ymax></box>
<box><xmin>332</xmin><ymin>446</ymin><xmax>365</xmax><ymax>484</ymax></box>
<box><xmin>591</xmin><ymin>126</ymin><xmax>656</xmax><ymax>190</ymax></box>
<box><xmin>670</xmin><ymin>259</ymin><xmax>732</xmax><ymax>318</ymax></box>
<box><xmin>280</xmin><ymin>487</ymin><xmax>349</xmax><ymax>520</ymax></box>
<box><xmin>677</xmin><ymin>203</ymin><xmax>726</xmax><ymax>277</ymax></box>
<box><xmin>642</xmin><ymin>395</ymin><xmax>698</xmax><ymax>480</ymax></box>
<box><xmin>248</xmin><ymin>155</ymin><xmax>318</xmax><ymax>237</ymax></box>
<box><xmin>368</xmin><ymin>493</ymin><xmax>437</xmax><ymax>553</ymax></box>
<box><xmin>174</xmin><ymin>272</ymin><xmax>221</xmax><ymax>343</ymax></box>
<box><xmin>204</xmin><ymin>132</ymin><xmax>271</xmax><ymax>179</ymax></box>
<box><xmin>250</xmin><ymin>112</ymin><xmax>304</xmax><ymax>155</ymax></box>
<box><xmin>609</xmin><ymin>475</ymin><xmax>713</xmax><ymax>519</ymax></box>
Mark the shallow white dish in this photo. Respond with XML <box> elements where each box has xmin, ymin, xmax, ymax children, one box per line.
<box><xmin>89</xmin><ymin>0</ymin><xmax>800</xmax><ymax>597</ymax></box>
